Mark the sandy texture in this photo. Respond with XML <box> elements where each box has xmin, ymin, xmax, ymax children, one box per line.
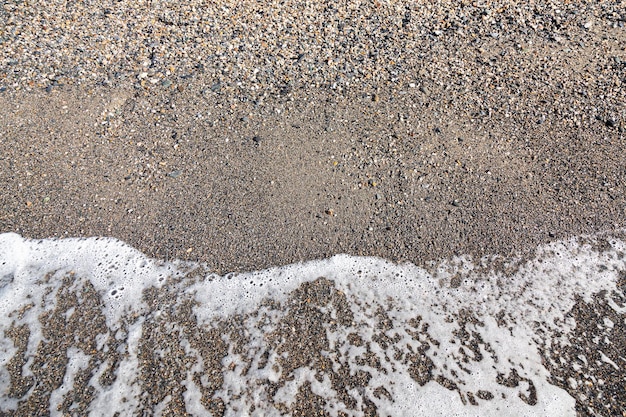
<box><xmin>1</xmin><ymin>1</ymin><xmax>625</xmax><ymax>415</ymax></box>
<box><xmin>1</xmin><ymin>1</ymin><xmax>625</xmax><ymax>272</ymax></box>
<box><xmin>1</xmin><ymin>86</ymin><xmax>625</xmax><ymax>273</ymax></box>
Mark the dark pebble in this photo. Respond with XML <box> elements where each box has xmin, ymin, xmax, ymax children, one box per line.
<box><xmin>279</xmin><ymin>85</ymin><xmax>292</xmax><ymax>96</ymax></box>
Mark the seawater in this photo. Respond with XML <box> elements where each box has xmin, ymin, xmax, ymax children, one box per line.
<box><xmin>0</xmin><ymin>232</ymin><xmax>624</xmax><ymax>416</ymax></box>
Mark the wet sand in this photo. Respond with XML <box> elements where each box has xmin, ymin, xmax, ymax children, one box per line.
<box><xmin>1</xmin><ymin>80</ymin><xmax>624</xmax><ymax>273</ymax></box>
<box><xmin>1</xmin><ymin>1</ymin><xmax>625</xmax><ymax>273</ymax></box>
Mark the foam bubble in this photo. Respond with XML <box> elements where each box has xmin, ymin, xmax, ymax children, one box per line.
<box><xmin>0</xmin><ymin>232</ymin><xmax>624</xmax><ymax>415</ymax></box>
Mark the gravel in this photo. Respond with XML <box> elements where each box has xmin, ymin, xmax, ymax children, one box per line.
<box><xmin>1</xmin><ymin>1</ymin><xmax>624</xmax><ymax>131</ymax></box>
<box><xmin>1</xmin><ymin>1</ymin><xmax>625</xmax><ymax>415</ymax></box>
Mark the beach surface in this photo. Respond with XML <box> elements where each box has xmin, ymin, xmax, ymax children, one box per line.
<box><xmin>1</xmin><ymin>0</ymin><xmax>625</xmax><ymax>415</ymax></box>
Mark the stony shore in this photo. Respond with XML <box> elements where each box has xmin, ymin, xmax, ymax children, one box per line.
<box><xmin>1</xmin><ymin>1</ymin><xmax>625</xmax><ymax>415</ymax></box>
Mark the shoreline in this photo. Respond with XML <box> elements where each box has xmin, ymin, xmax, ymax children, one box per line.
<box><xmin>1</xmin><ymin>231</ymin><xmax>625</xmax><ymax>415</ymax></box>
<box><xmin>1</xmin><ymin>2</ymin><xmax>625</xmax><ymax>414</ymax></box>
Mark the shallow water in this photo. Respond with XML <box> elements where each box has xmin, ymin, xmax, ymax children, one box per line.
<box><xmin>1</xmin><ymin>232</ymin><xmax>624</xmax><ymax>416</ymax></box>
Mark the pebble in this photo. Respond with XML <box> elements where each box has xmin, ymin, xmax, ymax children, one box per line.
<box><xmin>0</xmin><ymin>0</ymin><xmax>621</xmax><ymax>131</ymax></box>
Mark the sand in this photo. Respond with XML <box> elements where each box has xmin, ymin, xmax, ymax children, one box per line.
<box><xmin>1</xmin><ymin>78</ymin><xmax>624</xmax><ymax>274</ymax></box>
<box><xmin>1</xmin><ymin>0</ymin><xmax>625</xmax><ymax>415</ymax></box>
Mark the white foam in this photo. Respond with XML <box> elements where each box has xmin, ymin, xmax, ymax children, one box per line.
<box><xmin>0</xmin><ymin>233</ymin><xmax>173</xmax><ymax>326</ymax></box>
<box><xmin>49</xmin><ymin>347</ymin><xmax>91</xmax><ymax>417</ymax></box>
<box><xmin>87</xmin><ymin>318</ymin><xmax>144</xmax><ymax>417</ymax></box>
<box><xmin>0</xmin><ymin>232</ymin><xmax>624</xmax><ymax>415</ymax></box>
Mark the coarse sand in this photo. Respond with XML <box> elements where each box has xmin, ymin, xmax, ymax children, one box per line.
<box><xmin>1</xmin><ymin>1</ymin><xmax>625</xmax><ymax>415</ymax></box>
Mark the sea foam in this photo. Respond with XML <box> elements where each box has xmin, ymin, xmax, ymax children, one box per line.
<box><xmin>0</xmin><ymin>232</ymin><xmax>624</xmax><ymax>416</ymax></box>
